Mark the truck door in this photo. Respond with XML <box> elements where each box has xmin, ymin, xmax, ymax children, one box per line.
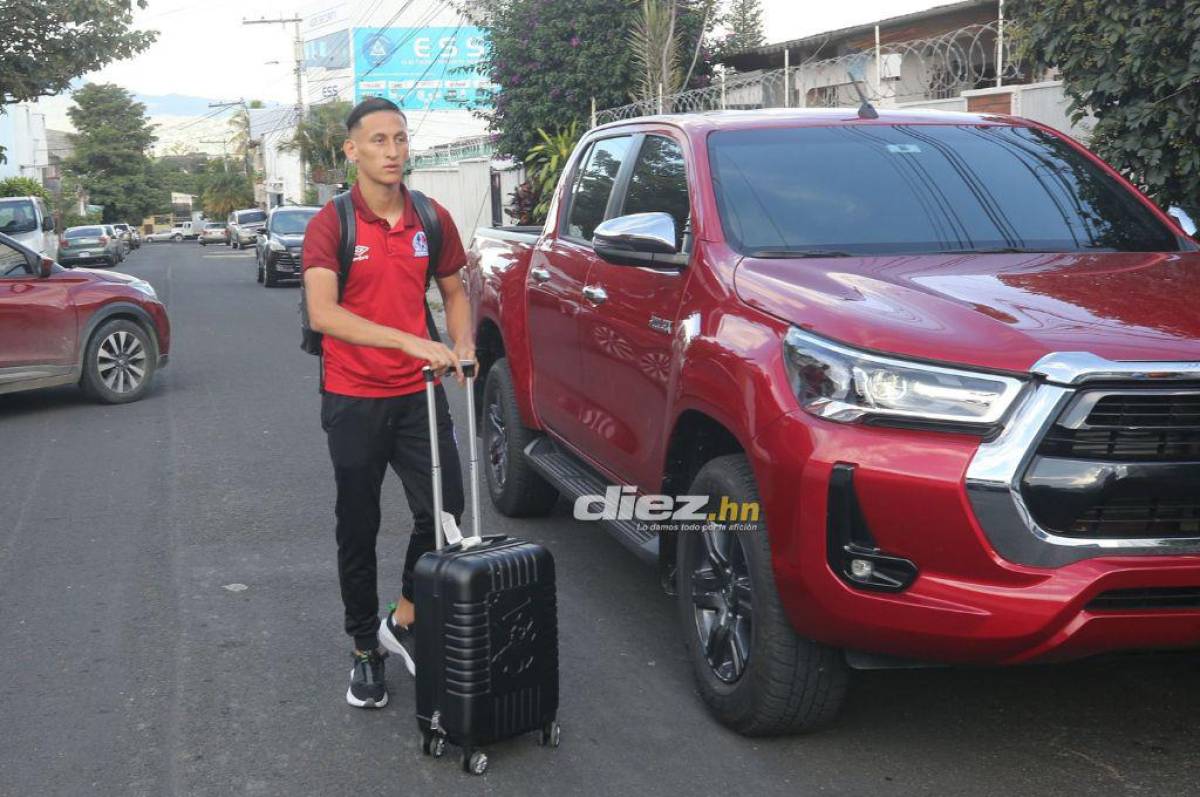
<box><xmin>576</xmin><ymin>133</ymin><xmax>694</xmax><ymax>486</ymax></box>
<box><xmin>527</xmin><ymin>134</ymin><xmax>635</xmax><ymax>445</ymax></box>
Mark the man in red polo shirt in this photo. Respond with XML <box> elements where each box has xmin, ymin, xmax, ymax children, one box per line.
<box><xmin>302</xmin><ymin>97</ymin><xmax>473</xmax><ymax>709</ymax></box>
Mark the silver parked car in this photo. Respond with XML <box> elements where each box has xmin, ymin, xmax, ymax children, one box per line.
<box><xmin>198</xmin><ymin>222</ymin><xmax>227</xmax><ymax>245</ymax></box>
<box><xmin>58</xmin><ymin>225</ymin><xmax>125</xmax><ymax>268</ymax></box>
<box><xmin>227</xmin><ymin>207</ymin><xmax>267</xmax><ymax>249</ymax></box>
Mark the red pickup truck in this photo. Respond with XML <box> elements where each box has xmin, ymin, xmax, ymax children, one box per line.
<box><xmin>464</xmin><ymin>108</ymin><xmax>1200</xmax><ymax>735</ymax></box>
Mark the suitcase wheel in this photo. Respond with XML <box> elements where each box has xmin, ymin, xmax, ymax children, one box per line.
<box><xmin>464</xmin><ymin>750</ymin><xmax>488</xmax><ymax>775</ymax></box>
<box><xmin>422</xmin><ymin>732</ymin><xmax>446</xmax><ymax>758</ymax></box>
<box><xmin>538</xmin><ymin>721</ymin><xmax>562</xmax><ymax>748</ymax></box>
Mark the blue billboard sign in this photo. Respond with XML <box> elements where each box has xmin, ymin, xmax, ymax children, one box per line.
<box><xmin>352</xmin><ymin>26</ymin><xmax>495</xmax><ymax>110</ymax></box>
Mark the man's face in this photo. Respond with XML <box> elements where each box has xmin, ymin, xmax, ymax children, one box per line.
<box><xmin>344</xmin><ymin>110</ymin><xmax>408</xmax><ymax>186</ymax></box>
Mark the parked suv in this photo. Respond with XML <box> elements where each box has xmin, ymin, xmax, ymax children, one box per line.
<box><xmin>0</xmin><ymin>195</ymin><xmax>57</xmax><ymax>259</ymax></box>
<box><xmin>113</xmin><ymin>223</ymin><xmax>141</xmax><ymax>250</ymax></box>
<box><xmin>255</xmin><ymin>205</ymin><xmax>318</xmax><ymax>286</ymax></box>
<box><xmin>0</xmin><ymin>231</ymin><xmax>170</xmax><ymax>403</ymax></box>
<box><xmin>227</xmin><ymin>208</ymin><xmax>267</xmax><ymax>249</ymax></box>
<box><xmin>59</xmin><ymin>225</ymin><xmax>124</xmax><ymax>268</ymax></box>
<box><xmin>466</xmin><ymin>109</ymin><xmax>1200</xmax><ymax>735</ymax></box>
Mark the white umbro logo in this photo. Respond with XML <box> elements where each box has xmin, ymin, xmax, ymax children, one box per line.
<box><xmin>353</xmin><ymin>245</ymin><xmax>370</xmax><ymax>262</ymax></box>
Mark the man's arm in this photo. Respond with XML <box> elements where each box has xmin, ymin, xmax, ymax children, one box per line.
<box><xmin>305</xmin><ymin>267</ymin><xmax>457</xmax><ymax>373</ymax></box>
<box><xmin>437</xmin><ymin>271</ymin><xmax>475</xmax><ymax>372</ymax></box>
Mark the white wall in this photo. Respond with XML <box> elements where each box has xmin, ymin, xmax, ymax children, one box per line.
<box><xmin>0</xmin><ymin>101</ymin><xmax>50</xmax><ymax>183</ymax></box>
<box><xmin>249</xmin><ymin>107</ymin><xmax>305</xmax><ymax>207</ymax></box>
<box><xmin>407</xmin><ymin>160</ymin><xmax>527</xmax><ymax>248</ymax></box>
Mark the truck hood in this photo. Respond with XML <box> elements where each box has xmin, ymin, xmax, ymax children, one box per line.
<box><xmin>733</xmin><ymin>251</ymin><xmax>1200</xmax><ymax>373</ymax></box>
<box><xmin>74</xmin><ymin>267</ymin><xmax>139</xmax><ymax>285</ymax></box>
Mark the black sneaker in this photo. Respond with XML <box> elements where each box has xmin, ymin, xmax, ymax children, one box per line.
<box><xmin>379</xmin><ymin>613</ymin><xmax>416</xmax><ymax>676</ymax></box>
<box><xmin>346</xmin><ymin>649</ymin><xmax>388</xmax><ymax>709</ymax></box>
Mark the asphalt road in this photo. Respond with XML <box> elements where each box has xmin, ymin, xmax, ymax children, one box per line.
<box><xmin>2</xmin><ymin>240</ymin><xmax>1198</xmax><ymax>796</ymax></box>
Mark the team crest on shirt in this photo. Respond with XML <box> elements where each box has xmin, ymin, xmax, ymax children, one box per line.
<box><xmin>353</xmin><ymin>245</ymin><xmax>370</xmax><ymax>262</ymax></box>
<box><xmin>412</xmin><ymin>231</ymin><xmax>429</xmax><ymax>258</ymax></box>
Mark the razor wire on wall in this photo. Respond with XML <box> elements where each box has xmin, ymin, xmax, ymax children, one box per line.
<box><xmin>594</xmin><ymin>22</ymin><xmax>1025</xmax><ymax>126</ymax></box>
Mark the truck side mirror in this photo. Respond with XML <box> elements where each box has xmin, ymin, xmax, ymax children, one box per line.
<box><xmin>41</xmin><ymin>216</ymin><xmax>54</xmax><ymax>232</ymax></box>
<box><xmin>38</xmin><ymin>255</ymin><xmax>54</xmax><ymax>278</ymax></box>
<box><xmin>1167</xmin><ymin>205</ymin><xmax>1197</xmax><ymax>237</ymax></box>
<box><xmin>593</xmin><ymin>212</ymin><xmax>685</xmax><ymax>268</ymax></box>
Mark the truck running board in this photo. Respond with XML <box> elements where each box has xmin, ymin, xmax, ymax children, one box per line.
<box><xmin>523</xmin><ymin>436</ymin><xmax>659</xmax><ymax>564</ymax></box>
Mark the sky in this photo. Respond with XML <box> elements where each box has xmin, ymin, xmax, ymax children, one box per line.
<box><xmin>32</xmin><ymin>0</ymin><xmax>950</xmax><ymax>149</ymax></box>
<box><xmin>81</xmin><ymin>0</ymin><xmax>949</xmax><ymax>105</ymax></box>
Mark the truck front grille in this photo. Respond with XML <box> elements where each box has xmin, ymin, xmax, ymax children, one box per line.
<box><xmin>1022</xmin><ymin>388</ymin><xmax>1200</xmax><ymax>540</ymax></box>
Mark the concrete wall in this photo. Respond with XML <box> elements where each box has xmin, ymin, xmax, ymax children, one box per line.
<box><xmin>407</xmin><ymin>160</ymin><xmax>526</xmax><ymax>248</ymax></box>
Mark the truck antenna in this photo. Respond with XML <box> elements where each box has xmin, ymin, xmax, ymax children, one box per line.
<box><xmin>846</xmin><ymin>63</ymin><xmax>879</xmax><ymax>120</ymax></box>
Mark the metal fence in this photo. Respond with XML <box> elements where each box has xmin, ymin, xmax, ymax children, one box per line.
<box><xmin>408</xmin><ymin>134</ymin><xmax>497</xmax><ymax>169</ymax></box>
<box><xmin>594</xmin><ymin>22</ymin><xmax>1025</xmax><ymax>126</ymax></box>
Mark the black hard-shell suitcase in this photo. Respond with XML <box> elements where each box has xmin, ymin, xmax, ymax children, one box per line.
<box><xmin>413</xmin><ymin>363</ymin><xmax>560</xmax><ymax>775</ymax></box>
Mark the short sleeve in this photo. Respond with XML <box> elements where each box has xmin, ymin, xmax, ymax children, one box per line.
<box><xmin>301</xmin><ymin>202</ymin><xmax>340</xmax><ymax>274</ymax></box>
<box><xmin>433</xmin><ymin>201</ymin><xmax>468</xmax><ymax>278</ymax></box>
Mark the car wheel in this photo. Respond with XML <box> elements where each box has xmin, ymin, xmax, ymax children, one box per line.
<box><xmin>172</xmin><ymin>234</ymin><xmax>182</xmax><ymax>242</ymax></box>
<box><xmin>80</xmin><ymin>319</ymin><xmax>157</xmax><ymax>405</ymax></box>
<box><xmin>263</xmin><ymin>259</ymin><xmax>278</xmax><ymax>287</ymax></box>
<box><xmin>481</xmin><ymin>358</ymin><xmax>558</xmax><ymax>517</ymax></box>
<box><xmin>106</xmin><ymin>256</ymin><xmax>117</xmax><ymax>268</ymax></box>
<box><xmin>676</xmin><ymin>454</ymin><xmax>848</xmax><ymax>736</ymax></box>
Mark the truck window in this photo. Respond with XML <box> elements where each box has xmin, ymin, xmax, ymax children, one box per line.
<box><xmin>621</xmin><ymin>135</ymin><xmax>690</xmax><ymax>250</ymax></box>
<box><xmin>708</xmin><ymin>124</ymin><xmax>1183</xmax><ymax>255</ymax></box>
<box><xmin>566</xmin><ymin>136</ymin><xmax>632</xmax><ymax>242</ymax></box>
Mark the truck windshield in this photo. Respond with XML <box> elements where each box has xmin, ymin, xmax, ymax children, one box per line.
<box><xmin>708</xmin><ymin>124</ymin><xmax>1183</xmax><ymax>256</ymax></box>
<box><xmin>271</xmin><ymin>209</ymin><xmax>318</xmax><ymax>235</ymax></box>
<box><xmin>0</xmin><ymin>199</ymin><xmax>37</xmax><ymax>234</ymax></box>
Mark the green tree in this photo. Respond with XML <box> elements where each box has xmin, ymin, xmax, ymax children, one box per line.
<box><xmin>62</xmin><ymin>83</ymin><xmax>158</xmax><ymax>223</ymax></box>
<box><xmin>463</xmin><ymin>1</ymin><xmax>640</xmax><ymax>158</ymax></box>
<box><xmin>0</xmin><ymin>177</ymin><xmax>51</xmax><ymax>203</ymax></box>
<box><xmin>721</xmin><ymin>0</ymin><xmax>764</xmax><ymax>52</ymax></box>
<box><xmin>1010</xmin><ymin>0</ymin><xmax>1200</xmax><ymax>213</ymax></box>
<box><xmin>201</xmin><ymin>167</ymin><xmax>254</xmax><ymax>220</ymax></box>
<box><xmin>280</xmin><ymin>102</ymin><xmax>352</xmax><ymax>182</ymax></box>
<box><xmin>524</xmin><ymin>122</ymin><xmax>582</xmax><ymax>222</ymax></box>
<box><xmin>1</xmin><ymin>2</ymin><xmax>156</xmax><ymax>104</ymax></box>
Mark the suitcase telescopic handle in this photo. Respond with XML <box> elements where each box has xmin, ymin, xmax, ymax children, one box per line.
<box><xmin>423</xmin><ymin>362</ymin><xmax>483</xmax><ymax>550</ymax></box>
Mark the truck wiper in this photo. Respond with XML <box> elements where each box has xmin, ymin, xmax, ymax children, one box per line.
<box><xmin>930</xmin><ymin>247</ymin><xmax>1055</xmax><ymax>254</ymax></box>
<box><xmin>746</xmin><ymin>248</ymin><xmax>854</xmax><ymax>258</ymax></box>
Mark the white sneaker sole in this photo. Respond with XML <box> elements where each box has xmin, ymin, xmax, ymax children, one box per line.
<box><xmin>346</xmin><ymin>668</ymin><xmax>388</xmax><ymax>709</ymax></box>
<box><xmin>379</xmin><ymin>618</ymin><xmax>416</xmax><ymax>676</ymax></box>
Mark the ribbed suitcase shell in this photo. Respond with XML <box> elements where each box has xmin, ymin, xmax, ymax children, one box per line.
<box><xmin>414</xmin><ymin>535</ymin><xmax>558</xmax><ymax>748</ymax></box>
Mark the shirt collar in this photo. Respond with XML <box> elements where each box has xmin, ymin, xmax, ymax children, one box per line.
<box><xmin>350</xmin><ymin>182</ymin><xmax>417</xmax><ymax>230</ymax></box>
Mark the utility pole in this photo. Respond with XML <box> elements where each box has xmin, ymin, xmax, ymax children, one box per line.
<box><xmin>243</xmin><ymin>15</ymin><xmax>306</xmax><ymax>199</ymax></box>
<box><xmin>208</xmin><ymin>99</ymin><xmax>253</xmax><ymax>177</ymax></box>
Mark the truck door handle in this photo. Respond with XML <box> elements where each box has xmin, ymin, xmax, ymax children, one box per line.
<box><xmin>582</xmin><ymin>285</ymin><xmax>608</xmax><ymax>305</ymax></box>
<box><xmin>530</xmin><ymin>266</ymin><xmax>551</xmax><ymax>283</ymax></box>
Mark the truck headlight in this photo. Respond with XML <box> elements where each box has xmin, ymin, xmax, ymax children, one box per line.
<box><xmin>128</xmin><ymin>278</ymin><xmax>158</xmax><ymax>300</ymax></box>
<box><xmin>783</xmin><ymin>328</ymin><xmax>1025</xmax><ymax>428</ymax></box>
<box><xmin>268</xmin><ymin>238</ymin><xmax>286</xmax><ymax>252</ymax></box>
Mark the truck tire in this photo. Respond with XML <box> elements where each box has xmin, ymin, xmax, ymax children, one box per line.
<box><xmin>677</xmin><ymin>454</ymin><xmax>848</xmax><ymax>736</ymax></box>
<box><xmin>79</xmin><ymin>319</ymin><xmax>157</xmax><ymax>404</ymax></box>
<box><xmin>481</xmin><ymin>359</ymin><xmax>558</xmax><ymax>517</ymax></box>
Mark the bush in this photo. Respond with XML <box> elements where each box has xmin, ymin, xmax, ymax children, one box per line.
<box><xmin>1011</xmin><ymin>0</ymin><xmax>1200</xmax><ymax>214</ymax></box>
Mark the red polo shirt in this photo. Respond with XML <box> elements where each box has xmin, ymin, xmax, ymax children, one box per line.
<box><xmin>302</xmin><ymin>183</ymin><xmax>466</xmax><ymax>397</ymax></box>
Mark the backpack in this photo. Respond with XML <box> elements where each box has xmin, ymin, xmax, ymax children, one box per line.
<box><xmin>300</xmin><ymin>188</ymin><xmax>444</xmax><ymax>356</ymax></box>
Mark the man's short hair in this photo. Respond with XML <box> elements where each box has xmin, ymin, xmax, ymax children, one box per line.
<box><xmin>346</xmin><ymin>97</ymin><xmax>407</xmax><ymax>132</ymax></box>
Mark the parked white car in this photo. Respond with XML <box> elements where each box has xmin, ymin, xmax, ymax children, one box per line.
<box><xmin>0</xmin><ymin>195</ymin><xmax>57</xmax><ymax>259</ymax></box>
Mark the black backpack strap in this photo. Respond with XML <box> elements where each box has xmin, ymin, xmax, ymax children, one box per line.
<box><xmin>408</xmin><ymin>189</ymin><xmax>445</xmax><ymax>343</ymax></box>
<box><xmin>333</xmin><ymin>191</ymin><xmax>356</xmax><ymax>300</ymax></box>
